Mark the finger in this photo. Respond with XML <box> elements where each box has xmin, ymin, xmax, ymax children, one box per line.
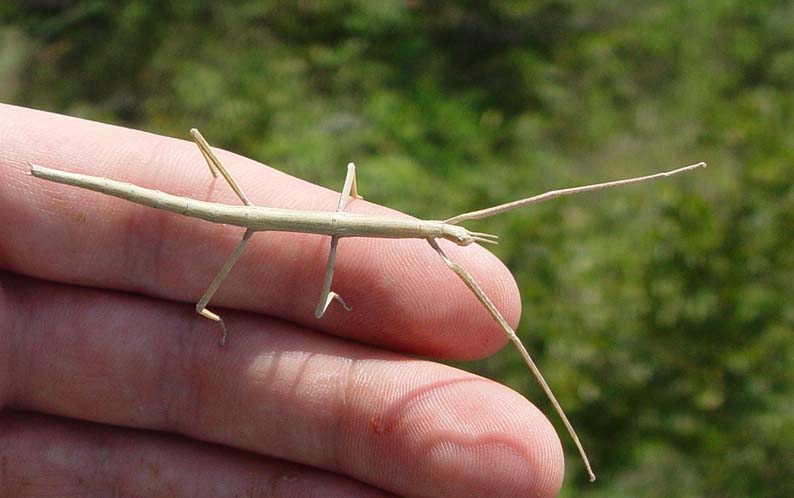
<box><xmin>0</xmin><ymin>104</ymin><xmax>519</xmax><ymax>358</ymax></box>
<box><xmin>0</xmin><ymin>411</ymin><xmax>398</xmax><ymax>498</ymax></box>
<box><xmin>1</xmin><ymin>272</ymin><xmax>564</xmax><ymax>498</ymax></box>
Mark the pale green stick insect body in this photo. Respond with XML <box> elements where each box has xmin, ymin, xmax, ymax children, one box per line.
<box><xmin>29</xmin><ymin>128</ymin><xmax>707</xmax><ymax>482</ymax></box>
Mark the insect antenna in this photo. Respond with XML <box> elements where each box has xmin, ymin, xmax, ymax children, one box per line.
<box><xmin>470</xmin><ymin>231</ymin><xmax>499</xmax><ymax>244</ymax></box>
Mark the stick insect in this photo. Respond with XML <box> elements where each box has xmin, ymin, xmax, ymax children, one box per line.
<box><xmin>29</xmin><ymin>128</ymin><xmax>706</xmax><ymax>482</ymax></box>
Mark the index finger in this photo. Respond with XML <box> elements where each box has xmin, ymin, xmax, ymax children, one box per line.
<box><xmin>0</xmin><ymin>104</ymin><xmax>520</xmax><ymax>358</ymax></box>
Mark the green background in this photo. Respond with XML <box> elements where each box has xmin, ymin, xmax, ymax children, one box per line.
<box><xmin>2</xmin><ymin>1</ymin><xmax>792</xmax><ymax>496</ymax></box>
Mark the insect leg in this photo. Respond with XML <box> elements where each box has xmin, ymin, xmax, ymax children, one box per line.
<box><xmin>337</xmin><ymin>162</ymin><xmax>363</xmax><ymax>209</ymax></box>
<box><xmin>195</xmin><ymin>229</ymin><xmax>255</xmax><ymax>346</ymax></box>
<box><xmin>425</xmin><ymin>237</ymin><xmax>596</xmax><ymax>482</ymax></box>
<box><xmin>314</xmin><ymin>163</ymin><xmax>362</xmax><ymax>317</ymax></box>
<box><xmin>189</xmin><ymin>128</ymin><xmax>253</xmax><ymax>206</ymax></box>
<box><xmin>314</xmin><ymin>235</ymin><xmax>352</xmax><ymax>318</ymax></box>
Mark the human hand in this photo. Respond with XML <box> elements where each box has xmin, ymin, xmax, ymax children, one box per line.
<box><xmin>0</xmin><ymin>104</ymin><xmax>564</xmax><ymax>497</ymax></box>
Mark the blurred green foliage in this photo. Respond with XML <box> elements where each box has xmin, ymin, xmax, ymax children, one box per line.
<box><xmin>2</xmin><ymin>1</ymin><xmax>792</xmax><ymax>496</ymax></box>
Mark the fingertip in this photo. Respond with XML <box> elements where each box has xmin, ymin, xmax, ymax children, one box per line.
<box><xmin>526</xmin><ymin>405</ymin><xmax>567</xmax><ymax>497</ymax></box>
<box><xmin>385</xmin><ymin>375</ymin><xmax>565</xmax><ymax>497</ymax></box>
<box><xmin>470</xmin><ymin>387</ymin><xmax>566</xmax><ymax>498</ymax></box>
<box><xmin>420</xmin><ymin>240</ymin><xmax>522</xmax><ymax>359</ymax></box>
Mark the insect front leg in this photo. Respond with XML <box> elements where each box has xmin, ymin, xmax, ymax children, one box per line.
<box><xmin>426</xmin><ymin>237</ymin><xmax>596</xmax><ymax>481</ymax></box>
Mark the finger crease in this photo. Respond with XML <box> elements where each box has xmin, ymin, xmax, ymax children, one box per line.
<box><xmin>331</xmin><ymin>357</ymin><xmax>358</xmax><ymax>474</ymax></box>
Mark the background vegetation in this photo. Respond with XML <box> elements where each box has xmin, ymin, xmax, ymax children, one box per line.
<box><xmin>2</xmin><ymin>1</ymin><xmax>792</xmax><ymax>496</ymax></box>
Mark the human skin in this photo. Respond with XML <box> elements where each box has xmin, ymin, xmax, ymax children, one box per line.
<box><xmin>0</xmin><ymin>104</ymin><xmax>564</xmax><ymax>497</ymax></box>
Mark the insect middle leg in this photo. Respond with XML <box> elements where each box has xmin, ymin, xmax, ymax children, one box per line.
<box><xmin>314</xmin><ymin>163</ymin><xmax>362</xmax><ymax>318</ymax></box>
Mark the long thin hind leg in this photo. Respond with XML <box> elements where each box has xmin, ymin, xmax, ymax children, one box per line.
<box><xmin>196</xmin><ymin>229</ymin><xmax>255</xmax><ymax>346</ymax></box>
<box><xmin>190</xmin><ymin>128</ymin><xmax>253</xmax><ymax>206</ymax></box>
<box><xmin>426</xmin><ymin>237</ymin><xmax>596</xmax><ymax>482</ymax></box>
<box><xmin>314</xmin><ymin>163</ymin><xmax>361</xmax><ymax>318</ymax></box>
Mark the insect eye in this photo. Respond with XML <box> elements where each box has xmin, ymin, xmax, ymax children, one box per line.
<box><xmin>457</xmin><ymin>235</ymin><xmax>475</xmax><ymax>246</ymax></box>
